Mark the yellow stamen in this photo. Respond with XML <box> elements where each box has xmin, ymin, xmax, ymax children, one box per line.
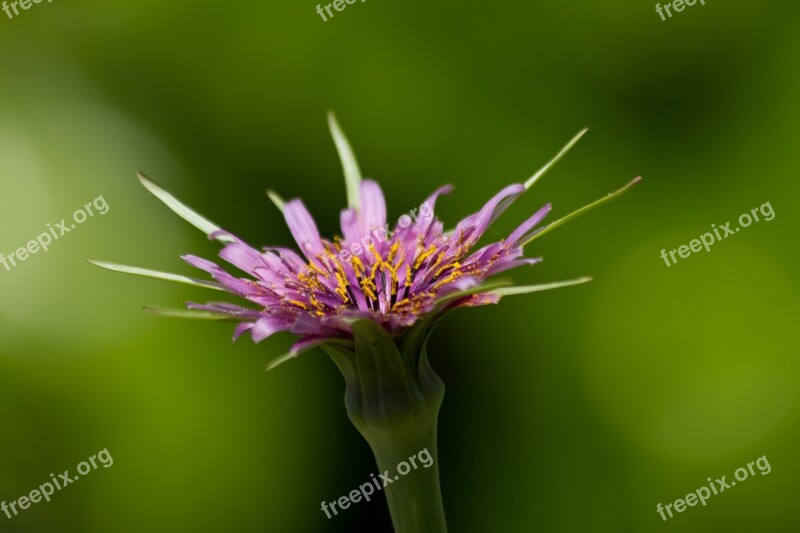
<box><xmin>368</xmin><ymin>243</ymin><xmax>382</xmax><ymax>263</ymax></box>
<box><xmin>428</xmin><ymin>250</ymin><xmax>447</xmax><ymax>274</ymax></box>
<box><xmin>387</xmin><ymin>241</ymin><xmax>400</xmax><ymax>263</ymax></box>
<box><xmin>432</xmin><ymin>270</ymin><xmax>464</xmax><ymax>290</ymax></box>
<box><xmin>393</xmin><ymin>298</ymin><xmax>411</xmax><ymax>308</ymax></box>
<box><xmin>432</xmin><ymin>260</ymin><xmax>460</xmax><ymax>280</ymax></box>
<box><xmin>287</xmin><ymin>299</ymin><xmax>310</xmax><ymax>311</ymax></box>
<box><xmin>413</xmin><ymin>244</ymin><xmax>436</xmax><ymax>270</ymax></box>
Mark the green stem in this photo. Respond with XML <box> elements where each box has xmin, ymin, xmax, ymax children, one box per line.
<box><xmin>323</xmin><ymin>319</ymin><xmax>448</xmax><ymax>533</ymax></box>
<box><xmin>365</xmin><ymin>403</ymin><xmax>446</xmax><ymax>533</ymax></box>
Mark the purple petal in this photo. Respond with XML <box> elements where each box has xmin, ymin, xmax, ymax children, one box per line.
<box><xmin>251</xmin><ymin>315</ymin><xmax>292</xmax><ymax>343</ymax></box>
<box><xmin>339</xmin><ymin>208</ymin><xmax>361</xmax><ymax>244</ymax></box>
<box><xmin>181</xmin><ymin>254</ymin><xmax>219</xmax><ymax>275</ymax></box>
<box><xmin>284</xmin><ymin>199</ymin><xmax>323</xmax><ymax>259</ymax></box>
<box><xmin>421</xmin><ymin>185</ymin><xmax>453</xmax><ymax>214</ymax></box>
<box><xmin>506</xmin><ymin>203</ymin><xmax>552</xmax><ymax>246</ymax></box>
<box><xmin>265</xmin><ymin>247</ymin><xmax>307</xmax><ymax>273</ymax></box>
<box><xmin>219</xmin><ymin>241</ymin><xmax>267</xmax><ymax>276</ymax></box>
<box><xmin>486</xmin><ymin>256</ymin><xmax>542</xmax><ymax>276</ymax></box>
<box><xmin>290</xmin><ymin>313</ymin><xmax>335</xmax><ymax>337</ymax></box>
<box><xmin>451</xmin><ymin>293</ymin><xmax>501</xmax><ymax>308</ymax></box>
<box><xmin>358</xmin><ymin>180</ymin><xmax>387</xmax><ymax>234</ymax></box>
<box><xmin>415</xmin><ymin>184</ymin><xmax>452</xmax><ymax>233</ymax></box>
<box><xmin>233</xmin><ymin>322</ymin><xmax>255</xmax><ymax>342</ymax></box>
<box><xmin>454</xmin><ymin>183</ymin><xmax>525</xmax><ymax>245</ymax></box>
<box><xmin>429</xmin><ymin>275</ymin><xmax>480</xmax><ymax>297</ymax></box>
<box><xmin>182</xmin><ymin>255</ymin><xmax>273</xmax><ymax>303</ymax></box>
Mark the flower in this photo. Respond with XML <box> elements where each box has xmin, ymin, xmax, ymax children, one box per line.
<box><xmin>184</xmin><ymin>178</ymin><xmax>549</xmax><ymax>337</ymax></box>
<box><xmin>91</xmin><ymin>114</ymin><xmax>640</xmax><ymax>533</ymax></box>
<box><xmin>91</xmin><ymin>113</ymin><xmax>639</xmax><ymax>370</ymax></box>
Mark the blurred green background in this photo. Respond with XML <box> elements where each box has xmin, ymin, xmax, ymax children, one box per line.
<box><xmin>1</xmin><ymin>0</ymin><xmax>798</xmax><ymax>531</ymax></box>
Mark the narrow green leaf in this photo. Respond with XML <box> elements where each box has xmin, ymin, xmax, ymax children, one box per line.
<box><xmin>143</xmin><ymin>306</ymin><xmax>234</xmax><ymax>320</ymax></box>
<box><xmin>524</xmin><ymin>128</ymin><xmax>589</xmax><ymax>190</ymax></box>
<box><xmin>266</xmin><ymin>189</ymin><xmax>285</xmax><ymax>213</ymax></box>
<box><xmin>327</xmin><ymin>112</ymin><xmax>362</xmax><ymax>210</ymax></box>
<box><xmin>266</xmin><ymin>351</ymin><xmax>299</xmax><ymax>371</ymax></box>
<box><xmin>442</xmin><ymin>128</ymin><xmax>589</xmax><ymax>236</ymax></box>
<box><xmin>432</xmin><ymin>279</ymin><xmax>514</xmax><ymax>311</ymax></box>
<box><xmin>491</xmin><ymin>276</ymin><xmax>593</xmax><ymax>296</ymax></box>
<box><xmin>522</xmin><ymin>176</ymin><xmax>642</xmax><ymax>247</ymax></box>
<box><xmin>137</xmin><ymin>172</ymin><xmax>234</xmax><ymax>244</ymax></box>
<box><xmin>88</xmin><ymin>260</ymin><xmax>225</xmax><ymax>291</ymax></box>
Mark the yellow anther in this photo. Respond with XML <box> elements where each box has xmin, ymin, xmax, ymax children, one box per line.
<box><xmin>413</xmin><ymin>244</ymin><xmax>436</xmax><ymax>270</ymax></box>
<box><xmin>287</xmin><ymin>299</ymin><xmax>310</xmax><ymax>311</ymax></box>
<box><xmin>351</xmin><ymin>255</ymin><xmax>365</xmax><ymax>276</ymax></box>
<box><xmin>308</xmin><ymin>293</ymin><xmax>325</xmax><ymax>311</ymax></box>
<box><xmin>361</xmin><ymin>277</ymin><xmax>377</xmax><ymax>300</ymax></box>
<box><xmin>334</xmin><ymin>270</ymin><xmax>350</xmax><ymax>302</ymax></box>
<box><xmin>428</xmin><ymin>250</ymin><xmax>447</xmax><ymax>274</ymax></box>
<box><xmin>432</xmin><ymin>260</ymin><xmax>460</xmax><ymax>280</ymax></box>
<box><xmin>388</xmin><ymin>241</ymin><xmax>400</xmax><ymax>263</ymax></box>
<box><xmin>432</xmin><ymin>270</ymin><xmax>464</xmax><ymax>290</ymax></box>
<box><xmin>368</xmin><ymin>243</ymin><xmax>382</xmax><ymax>263</ymax></box>
<box><xmin>393</xmin><ymin>298</ymin><xmax>411</xmax><ymax>309</ymax></box>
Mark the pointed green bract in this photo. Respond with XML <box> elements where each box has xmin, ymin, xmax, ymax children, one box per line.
<box><xmin>522</xmin><ymin>176</ymin><xmax>641</xmax><ymax>247</ymax></box>
<box><xmin>524</xmin><ymin>128</ymin><xmax>588</xmax><ymax>190</ymax></box>
<box><xmin>443</xmin><ymin>128</ymin><xmax>589</xmax><ymax>236</ymax></box>
<box><xmin>491</xmin><ymin>276</ymin><xmax>593</xmax><ymax>296</ymax></box>
<box><xmin>143</xmin><ymin>306</ymin><xmax>234</xmax><ymax>320</ymax></box>
<box><xmin>137</xmin><ymin>172</ymin><xmax>234</xmax><ymax>244</ymax></box>
<box><xmin>351</xmin><ymin>320</ymin><xmax>415</xmax><ymax>425</ymax></box>
<box><xmin>327</xmin><ymin>112</ymin><xmax>363</xmax><ymax>210</ymax></box>
<box><xmin>266</xmin><ymin>338</ymin><xmax>354</xmax><ymax>371</ymax></box>
<box><xmin>88</xmin><ymin>260</ymin><xmax>225</xmax><ymax>291</ymax></box>
<box><xmin>431</xmin><ymin>279</ymin><xmax>513</xmax><ymax>311</ymax></box>
<box><xmin>265</xmin><ymin>350</ymin><xmax>302</xmax><ymax>372</ymax></box>
<box><xmin>266</xmin><ymin>189</ymin><xmax>285</xmax><ymax>212</ymax></box>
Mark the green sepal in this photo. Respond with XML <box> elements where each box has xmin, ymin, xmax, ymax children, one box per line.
<box><xmin>322</xmin><ymin>319</ymin><xmax>444</xmax><ymax>436</ymax></box>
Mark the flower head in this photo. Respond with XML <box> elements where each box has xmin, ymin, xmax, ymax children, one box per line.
<box><xmin>183</xmin><ymin>178</ymin><xmax>550</xmax><ymax>341</ymax></box>
<box><xmin>91</xmin><ymin>114</ymin><xmax>639</xmax><ymax>368</ymax></box>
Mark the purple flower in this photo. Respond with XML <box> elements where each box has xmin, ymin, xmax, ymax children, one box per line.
<box><xmin>185</xmin><ymin>178</ymin><xmax>550</xmax><ymax>340</ymax></box>
<box><xmin>91</xmin><ymin>114</ymin><xmax>639</xmax><ymax>369</ymax></box>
